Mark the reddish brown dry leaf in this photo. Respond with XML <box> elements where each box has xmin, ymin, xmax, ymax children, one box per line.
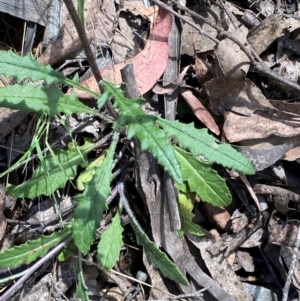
<box><xmin>200</xmin><ymin>202</ymin><xmax>233</xmax><ymax>231</ymax></box>
<box><xmin>0</xmin><ymin>192</ymin><xmax>7</xmax><ymax>242</ymax></box>
<box><xmin>76</xmin><ymin>7</ymin><xmax>172</xmax><ymax>96</ymax></box>
<box><xmin>284</xmin><ymin>144</ymin><xmax>300</xmax><ymax>161</ymax></box>
<box><xmin>180</xmin><ymin>89</ymin><xmax>220</xmax><ymax>135</ymax></box>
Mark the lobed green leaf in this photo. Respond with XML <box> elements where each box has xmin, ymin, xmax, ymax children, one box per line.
<box><xmin>157</xmin><ymin>118</ymin><xmax>255</xmax><ymax>175</ymax></box>
<box><xmin>129</xmin><ymin>216</ymin><xmax>188</xmax><ymax>285</ymax></box>
<box><xmin>0</xmin><ymin>84</ymin><xmax>96</xmax><ymax>117</ymax></box>
<box><xmin>100</xmin><ymin>81</ymin><xmax>182</xmax><ymax>183</ymax></box>
<box><xmin>0</xmin><ymin>50</ymin><xmax>101</xmax><ymax>99</ymax></box>
<box><xmin>0</xmin><ymin>50</ymin><xmax>66</xmax><ymax>85</ymax></box>
<box><xmin>72</xmin><ymin>132</ymin><xmax>119</xmax><ymax>255</ymax></box>
<box><xmin>0</xmin><ymin>227</ymin><xmax>71</xmax><ymax>269</ymax></box>
<box><xmin>175</xmin><ymin>148</ymin><xmax>232</xmax><ymax>207</ymax></box>
<box><xmin>6</xmin><ymin>147</ymin><xmax>89</xmax><ymax>198</ymax></box>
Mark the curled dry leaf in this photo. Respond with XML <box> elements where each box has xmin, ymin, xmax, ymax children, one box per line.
<box><xmin>76</xmin><ymin>7</ymin><xmax>172</xmax><ymax>96</ymax></box>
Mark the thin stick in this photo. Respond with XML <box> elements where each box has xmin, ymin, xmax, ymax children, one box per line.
<box><xmin>282</xmin><ymin>225</ymin><xmax>300</xmax><ymax>301</ymax></box>
<box><xmin>63</xmin><ymin>0</ymin><xmax>102</xmax><ymax>84</ymax></box>
<box><xmin>148</xmin><ymin>288</ymin><xmax>207</xmax><ymax>301</ymax></box>
<box><xmin>150</xmin><ymin>0</ymin><xmax>219</xmax><ymax>44</ymax></box>
<box><xmin>0</xmin><ymin>236</ymin><xmax>72</xmax><ymax>301</ymax></box>
<box><xmin>63</xmin><ymin>0</ymin><xmax>118</xmax><ymax>119</ymax></box>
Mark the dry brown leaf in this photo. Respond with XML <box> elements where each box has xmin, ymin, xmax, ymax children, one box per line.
<box><xmin>152</xmin><ymin>65</ymin><xmax>190</xmax><ymax>95</ymax></box>
<box><xmin>194</xmin><ymin>52</ymin><xmax>213</xmax><ymax>84</ymax></box>
<box><xmin>204</xmin><ymin>78</ymin><xmax>300</xmax><ymax>142</ymax></box>
<box><xmin>248</xmin><ymin>15</ymin><xmax>300</xmax><ymax>55</ymax></box>
<box><xmin>240</xmin><ymin>228</ymin><xmax>265</xmax><ymax>248</ymax></box>
<box><xmin>200</xmin><ymin>202</ymin><xmax>233</xmax><ymax>231</ymax></box>
<box><xmin>234</xmin><ymin>141</ymin><xmax>295</xmax><ymax>171</ymax></box>
<box><xmin>181</xmin><ymin>4</ymin><xmax>220</xmax><ymax>56</ymax></box>
<box><xmin>0</xmin><ymin>108</ymin><xmax>27</xmax><ymax>143</ymax></box>
<box><xmin>237</xmin><ymin>135</ymin><xmax>300</xmax><ymax>162</ymax></box>
<box><xmin>76</xmin><ymin>7</ymin><xmax>172</xmax><ymax>96</ymax></box>
<box><xmin>283</xmin><ymin>144</ymin><xmax>300</xmax><ymax>161</ymax></box>
<box><xmin>38</xmin><ymin>0</ymin><xmax>115</xmax><ymax>65</ymax></box>
<box><xmin>190</xmin><ymin>236</ymin><xmax>251</xmax><ymax>301</ymax></box>
<box><xmin>180</xmin><ymin>89</ymin><xmax>220</xmax><ymax>135</ymax></box>
<box><xmin>215</xmin><ymin>22</ymin><xmax>250</xmax><ymax>80</ymax></box>
<box><xmin>236</xmin><ymin>251</ymin><xmax>255</xmax><ymax>273</ymax></box>
<box><xmin>268</xmin><ymin>214</ymin><xmax>299</xmax><ymax>247</ymax></box>
<box><xmin>271</xmin><ymin>99</ymin><xmax>300</xmax><ymax>115</ymax></box>
<box><xmin>102</xmin><ymin>287</ymin><xmax>124</xmax><ymax>301</ymax></box>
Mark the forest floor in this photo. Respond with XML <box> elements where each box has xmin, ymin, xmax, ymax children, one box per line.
<box><xmin>0</xmin><ymin>0</ymin><xmax>300</xmax><ymax>301</ymax></box>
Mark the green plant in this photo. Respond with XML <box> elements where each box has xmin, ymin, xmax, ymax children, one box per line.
<box><xmin>0</xmin><ymin>3</ymin><xmax>254</xmax><ymax>298</ymax></box>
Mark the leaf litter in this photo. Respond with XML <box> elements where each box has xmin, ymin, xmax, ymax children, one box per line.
<box><xmin>2</xmin><ymin>0</ymin><xmax>300</xmax><ymax>300</ymax></box>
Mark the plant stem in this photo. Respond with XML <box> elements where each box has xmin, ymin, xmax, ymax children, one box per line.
<box><xmin>63</xmin><ymin>0</ymin><xmax>118</xmax><ymax>119</ymax></box>
<box><xmin>63</xmin><ymin>0</ymin><xmax>102</xmax><ymax>84</ymax></box>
